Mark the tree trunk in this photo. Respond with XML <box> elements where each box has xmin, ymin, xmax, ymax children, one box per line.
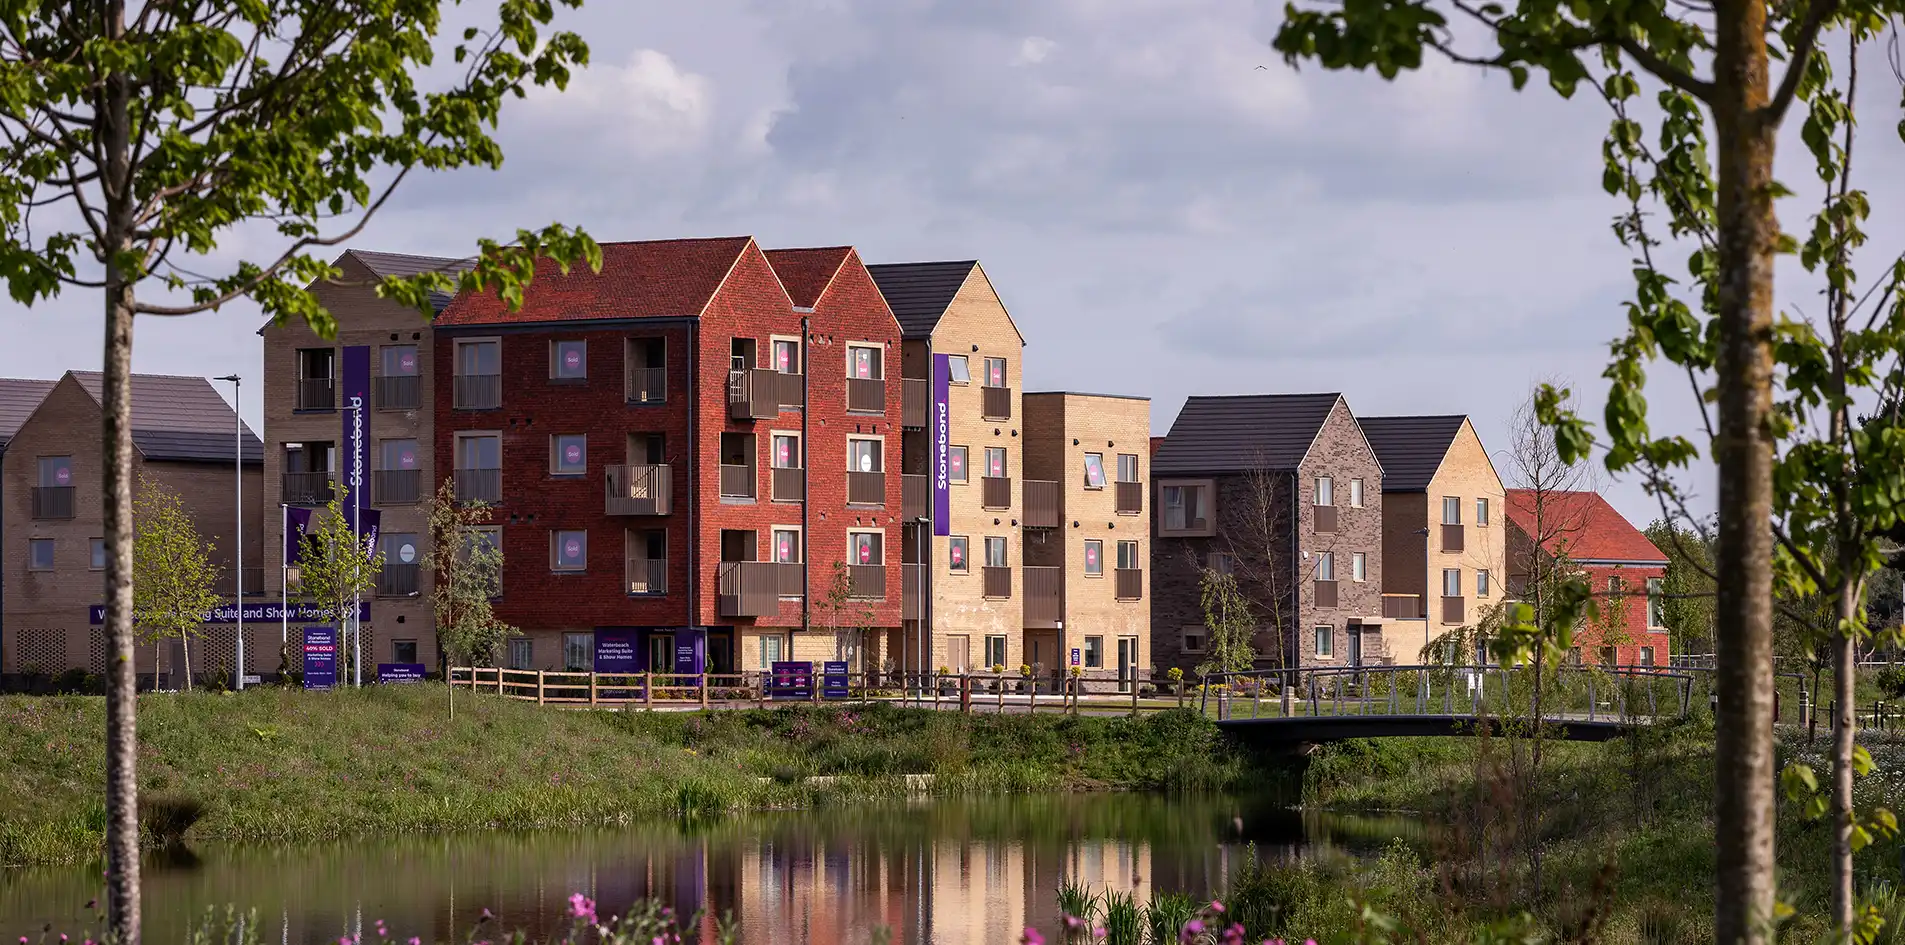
<box><xmin>1710</xmin><ymin>0</ymin><xmax>1779</xmax><ymax>939</ymax></box>
<box><xmin>1830</xmin><ymin>600</ymin><xmax>1856</xmax><ymax>933</ymax></box>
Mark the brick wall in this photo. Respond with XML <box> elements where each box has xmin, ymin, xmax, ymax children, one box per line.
<box><xmin>1295</xmin><ymin>398</ymin><xmax>1385</xmax><ymax>666</ymax></box>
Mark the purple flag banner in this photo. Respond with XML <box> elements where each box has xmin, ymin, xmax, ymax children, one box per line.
<box><xmin>358</xmin><ymin>508</ymin><xmax>382</xmax><ymax>561</ymax></box>
<box><xmin>932</xmin><ymin>353</ymin><xmax>951</xmax><ymax>536</ymax></box>
<box><xmin>341</xmin><ymin>344</ymin><xmax>371</xmax><ymax>530</ymax></box>
<box><xmin>285</xmin><ymin>506</ymin><xmax>315</xmax><ymax>564</ymax></box>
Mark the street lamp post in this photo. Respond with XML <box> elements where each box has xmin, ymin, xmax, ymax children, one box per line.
<box><xmin>217</xmin><ymin>374</ymin><xmax>244</xmax><ymax>691</ymax></box>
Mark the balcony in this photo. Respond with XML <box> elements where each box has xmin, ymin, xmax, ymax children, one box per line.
<box><xmin>1023</xmin><ymin>566</ymin><xmax>1062</xmax><ymax>629</ymax></box>
<box><xmin>776</xmin><ymin>562</ymin><xmax>805</xmax><ymax>597</ymax></box>
<box><xmin>626</xmin><ymin>366</ymin><xmax>667</xmax><ymax>405</ymax></box>
<box><xmin>717</xmin><ymin>561</ymin><xmax>784</xmax><ymax>617</ymax></box>
<box><xmin>454</xmin><ymin>374</ymin><xmax>500</xmax><ymax>410</ymax></box>
<box><xmin>1313</xmin><ymin>505</ymin><xmax>1338</xmax><ymax>533</ymax></box>
<box><xmin>605</xmin><ymin>465</ymin><xmax>671</xmax><ymax>516</ymax></box>
<box><xmin>983</xmin><ymin>566</ymin><xmax>1011</xmax><ymax>599</ymax></box>
<box><xmin>296</xmin><ymin>377</ymin><xmax>335</xmax><ymax>411</ymax></box>
<box><xmin>1315</xmin><ymin>579</ymin><xmax>1339</xmax><ymax>609</ymax></box>
<box><xmin>982</xmin><ymin>476</ymin><xmax>1011</xmax><ymax>510</ymax></box>
<box><xmin>374</xmin><ymin>469</ymin><xmax>422</xmax><ymax>505</ymax></box>
<box><xmin>846</xmin><ymin>377</ymin><xmax>885</xmax><ymax>413</ymax></box>
<box><xmin>1382</xmin><ymin>593</ymin><xmax>1425</xmax><ymax>619</ymax></box>
<box><xmin>626</xmin><ymin>556</ymin><xmax>667</xmax><ymax>595</ymax></box>
<box><xmin>981</xmin><ymin>385</ymin><xmax>1011</xmax><ymax>420</ymax></box>
<box><xmin>455</xmin><ymin>467</ymin><xmax>501</xmax><ymax>504</ymax></box>
<box><xmin>375</xmin><ymin>375</ymin><xmax>420</xmax><ymax>411</ymax></box>
<box><xmin>848</xmin><ymin>564</ymin><xmax>886</xmax><ymax>599</ymax></box>
<box><xmin>30</xmin><ymin>486</ymin><xmax>74</xmax><ymax>520</ymax></box>
<box><xmin>1023</xmin><ymin>480</ymin><xmax>1059</xmax><ymax>528</ymax></box>
<box><xmin>282</xmin><ymin>472</ymin><xmax>335</xmax><ymax>506</ymax></box>
<box><xmin>902</xmin><ymin>377</ymin><xmax>928</xmax><ymax>428</ymax></box>
<box><xmin>1442</xmin><ymin>523</ymin><xmax>1466</xmax><ymax>553</ymax></box>
<box><xmin>727</xmin><ymin>369</ymin><xmax>778</xmax><ymax>421</ymax></box>
<box><xmin>719</xmin><ymin>464</ymin><xmax>755</xmax><ymax>500</ymax></box>
<box><xmin>216</xmin><ymin>567</ymin><xmax>267</xmax><ymax>597</ymax></box>
<box><xmin>376</xmin><ymin>563</ymin><xmax>421</xmax><ymax>597</ymax></box>
<box><xmin>902</xmin><ymin>474</ymin><xmax>927</xmax><ymax>520</ymax></box>
<box><xmin>847</xmin><ymin>470</ymin><xmax>885</xmax><ymax>506</ymax></box>
<box><xmin>771</xmin><ymin>466</ymin><xmax>804</xmax><ymax>502</ymax></box>
<box><xmin>1115</xmin><ymin>568</ymin><xmax>1143</xmax><ymax>601</ymax></box>
<box><xmin>1115</xmin><ymin>481</ymin><xmax>1143</xmax><ymax>515</ymax></box>
<box><xmin>774</xmin><ymin>372</ymin><xmax>805</xmax><ymax>410</ymax></box>
<box><xmin>1442</xmin><ymin>595</ymin><xmax>1465</xmax><ymax>625</ymax></box>
<box><xmin>902</xmin><ymin>563</ymin><xmax>926</xmax><ymax>619</ymax></box>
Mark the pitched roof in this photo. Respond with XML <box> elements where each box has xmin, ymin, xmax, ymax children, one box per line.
<box><xmin>865</xmin><ymin>260</ymin><xmax>979</xmax><ymax>336</ymax></box>
<box><xmin>0</xmin><ymin>378</ymin><xmax>56</xmax><ymax>448</ymax></box>
<box><xmin>69</xmin><ymin>372</ymin><xmax>262</xmax><ymax>464</ymax></box>
<box><xmin>1153</xmin><ymin>393</ymin><xmax>1344</xmax><ymax>475</ymax></box>
<box><xmin>1358</xmin><ymin>415</ymin><xmax>1467</xmax><ymax>492</ymax></box>
<box><xmin>1504</xmin><ymin>489</ymin><xmax>1666</xmax><ymax>565</ymax></box>
<box><xmin>346</xmin><ymin>249</ymin><xmax>473</xmax><ymax>314</ymax></box>
<box><xmin>764</xmin><ymin>247</ymin><xmax>853</xmax><ymax>309</ymax></box>
<box><xmin>434</xmin><ymin>237</ymin><xmax>755</xmax><ymax>326</ymax></box>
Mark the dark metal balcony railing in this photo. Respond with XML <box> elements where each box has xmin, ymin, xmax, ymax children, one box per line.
<box><xmin>902</xmin><ymin>563</ymin><xmax>927</xmax><ymax>620</ymax></box>
<box><xmin>982</xmin><ymin>476</ymin><xmax>1011</xmax><ymax>510</ymax></box>
<box><xmin>1022</xmin><ymin>480</ymin><xmax>1059</xmax><ymax>528</ymax></box>
<box><xmin>776</xmin><ymin>561</ymin><xmax>805</xmax><ymax>597</ymax></box>
<box><xmin>626</xmin><ymin>557</ymin><xmax>667</xmax><ymax>595</ymax></box>
<box><xmin>1313</xmin><ymin>505</ymin><xmax>1338</xmax><ymax>533</ymax></box>
<box><xmin>727</xmin><ymin>369</ymin><xmax>778</xmax><ymax>421</ymax></box>
<box><xmin>626</xmin><ymin>366</ymin><xmax>667</xmax><ymax>405</ymax></box>
<box><xmin>1115</xmin><ymin>568</ymin><xmax>1143</xmax><ymax>601</ymax></box>
<box><xmin>770</xmin><ymin>466</ymin><xmax>804</xmax><ymax>503</ymax></box>
<box><xmin>216</xmin><ymin>567</ymin><xmax>268</xmax><ymax>597</ymax></box>
<box><xmin>1023</xmin><ymin>566</ymin><xmax>1062</xmax><ymax>628</ymax></box>
<box><xmin>375</xmin><ymin>375</ymin><xmax>420</xmax><ymax>410</ymax></box>
<box><xmin>775</xmin><ymin>372</ymin><xmax>805</xmax><ymax>409</ymax></box>
<box><xmin>848</xmin><ymin>564</ymin><xmax>886</xmax><ymax>600</ymax></box>
<box><xmin>981</xmin><ymin>385</ymin><xmax>1011</xmax><ymax>420</ymax></box>
<box><xmin>454</xmin><ymin>467</ymin><xmax>501</xmax><ymax>504</ymax></box>
<box><xmin>902</xmin><ymin>474</ymin><xmax>927</xmax><ymax>521</ymax></box>
<box><xmin>374</xmin><ymin>469</ymin><xmax>422</xmax><ymax>505</ymax></box>
<box><xmin>1442</xmin><ymin>523</ymin><xmax>1466</xmax><ymax>553</ymax></box>
<box><xmin>1443</xmin><ymin>595</ymin><xmax>1465</xmax><ymax>625</ymax></box>
<box><xmin>30</xmin><ymin>486</ymin><xmax>74</xmax><ymax>520</ymax></box>
<box><xmin>296</xmin><ymin>377</ymin><xmax>336</xmax><ymax>411</ymax></box>
<box><xmin>717</xmin><ymin>561</ymin><xmax>782</xmax><ymax>617</ymax></box>
<box><xmin>605</xmin><ymin>465</ymin><xmax>671</xmax><ymax>516</ymax></box>
<box><xmin>846</xmin><ymin>377</ymin><xmax>885</xmax><ymax>413</ymax></box>
<box><xmin>847</xmin><ymin>470</ymin><xmax>884</xmax><ymax>505</ymax></box>
<box><xmin>901</xmin><ymin>377</ymin><xmax>928</xmax><ymax>428</ymax></box>
<box><xmin>454</xmin><ymin>374</ymin><xmax>501</xmax><ymax>410</ymax></box>
<box><xmin>282</xmin><ymin>472</ymin><xmax>335</xmax><ymax>506</ymax></box>
<box><xmin>1115</xmin><ymin>480</ymin><xmax>1143</xmax><ymax>515</ymax></box>
<box><xmin>1315</xmin><ymin>579</ymin><xmax>1339</xmax><ymax>609</ymax></box>
<box><xmin>376</xmin><ymin>563</ymin><xmax>421</xmax><ymax>597</ymax></box>
<box><xmin>983</xmin><ymin>565</ymin><xmax>1011</xmax><ymax>599</ymax></box>
<box><xmin>719</xmin><ymin>464</ymin><xmax>755</xmax><ymax>499</ymax></box>
<box><xmin>1382</xmin><ymin>594</ymin><xmax>1425</xmax><ymax>619</ymax></box>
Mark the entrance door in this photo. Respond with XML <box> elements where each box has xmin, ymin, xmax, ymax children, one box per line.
<box><xmin>707</xmin><ymin>634</ymin><xmax>734</xmax><ymax>676</ymax></box>
<box><xmin>1348</xmin><ymin>628</ymin><xmax>1363</xmax><ymax>667</ymax></box>
<box><xmin>1116</xmin><ymin>637</ymin><xmax>1136</xmax><ymax>693</ymax></box>
<box><xmin>648</xmin><ymin>635</ymin><xmax>673</xmax><ymax>680</ymax></box>
<box><xmin>947</xmin><ymin>636</ymin><xmax>970</xmax><ymax>674</ymax></box>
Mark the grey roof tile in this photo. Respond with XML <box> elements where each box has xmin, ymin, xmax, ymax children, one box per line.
<box><xmin>1153</xmin><ymin>393</ymin><xmax>1342</xmax><ymax>474</ymax></box>
<box><xmin>0</xmin><ymin>378</ymin><xmax>56</xmax><ymax>448</ymax></box>
<box><xmin>69</xmin><ymin>372</ymin><xmax>262</xmax><ymax>464</ymax></box>
<box><xmin>865</xmin><ymin>261</ymin><xmax>978</xmax><ymax>337</ymax></box>
<box><xmin>347</xmin><ymin>249</ymin><xmax>473</xmax><ymax>313</ymax></box>
<box><xmin>1357</xmin><ymin>415</ymin><xmax>1467</xmax><ymax>492</ymax></box>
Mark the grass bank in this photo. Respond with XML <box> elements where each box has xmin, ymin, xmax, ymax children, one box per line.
<box><xmin>0</xmin><ymin>686</ymin><xmax>1257</xmax><ymax>867</ymax></box>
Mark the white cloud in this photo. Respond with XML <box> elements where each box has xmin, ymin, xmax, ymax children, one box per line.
<box><xmin>526</xmin><ymin>48</ymin><xmax>713</xmax><ymax>155</ymax></box>
<box><xmin>1017</xmin><ymin>36</ymin><xmax>1056</xmax><ymax>64</ymax></box>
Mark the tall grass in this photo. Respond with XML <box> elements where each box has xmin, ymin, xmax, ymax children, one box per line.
<box><xmin>1100</xmin><ymin>890</ymin><xmax>1142</xmax><ymax>945</ymax></box>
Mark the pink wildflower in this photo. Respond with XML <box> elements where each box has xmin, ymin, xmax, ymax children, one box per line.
<box><xmin>1092</xmin><ymin>927</ymin><xmax>1107</xmax><ymax>940</ymax></box>
<box><xmin>1209</xmin><ymin>901</ymin><xmax>1225</xmax><ymax>914</ymax></box>
<box><xmin>1064</xmin><ymin>915</ymin><xmax>1085</xmax><ymax>931</ymax></box>
<box><xmin>1020</xmin><ymin>928</ymin><xmax>1045</xmax><ymax>945</ymax></box>
<box><xmin>568</xmin><ymin>893</ymin><xmax>597</xmax><ymax>924</ymax></box>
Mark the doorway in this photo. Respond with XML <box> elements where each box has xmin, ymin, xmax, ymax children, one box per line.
<box><xmin>648</xmin><ymin>635</ymin><xmax>673</xmax><ymax>678</ymax></box>
<box><xmin>707</xmin><ymin>633</ymin><xmax>734</xmax><ymax>676</ymax></box>
<box><xmin>1116</xmin><ymin>637</ymin><xmax>1137</xmax><ymax>694</ymax></box>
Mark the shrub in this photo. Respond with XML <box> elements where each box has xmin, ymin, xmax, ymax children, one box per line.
<box><xmin>1877</xmin><ymin>666</ymin><xmax>1905</xmax><ymax>699</ymax></box>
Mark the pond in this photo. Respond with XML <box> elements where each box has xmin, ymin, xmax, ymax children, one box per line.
<box><xmin>0</xmin><ymin>794</ymin><xmax>1422</xmax><ymax>945</ymax></box>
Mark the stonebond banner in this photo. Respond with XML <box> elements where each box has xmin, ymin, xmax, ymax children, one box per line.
<box><xmin>932</xmin><ymin>353</ymin><xmax>951</xmax><ymax>535</ymax></box>
<box><xmin>303</xmin><ymin>627</ymin><xmax>336</xmax><ymax>690</ymax></box>
<box><xmin>341</xmin><ymin>345</ymin><xmax>371</xmax><ymax>530</ymax></box>
<box><xmin>88</xmin><ymin>600</ymin><xmax>368</xmax><ymax>625</ymax></box>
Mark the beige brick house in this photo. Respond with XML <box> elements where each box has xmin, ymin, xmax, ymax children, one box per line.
<box><xmin>1022</xmin><ymin>392</ymin><xmax>1151</xmax><ymax>688</ymax></box>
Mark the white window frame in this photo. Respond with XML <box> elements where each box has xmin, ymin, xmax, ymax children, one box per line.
<box><xmin>1349</xmin><ymin>478</ymin><xmax>1364</xmax><ymax>508</ymax></box>
<box><xmin>845</xmin><ymin>342</ymin><xmax>883</xmax><ymax>380</ymax></box>
<box><xmin>847</xmin><ymin>436</ymin><xmax>883</xmax><ymax>473</ymax></box>
<box><xmin>949</xmin><ymin>445</ymin><xmax>969</xmax><ymax>483</ymax></box>
<box><xmin>1477</xmin><ymin>569</ymin><xmax>1492</xmax><ymax>598</ymax></box>
<box><xmin>946</xmin><ymin>355</ymin><xmax>971</xmax><ymax>384</ymax></box>
<box><xmin>551</xmin><ymin>530</ymin><xmax>588</xmax><ymax>572</ymax></box>
<box><xmin>1442</xmin><ymin>568</ymin><xmax>1462</xmax><ymax>597</ymax></box>
<box><xmin>454</xmin><ymin>337</ymin><xmax>501</xmax><ymax>376</ymax></box>
<box><xmin>1315</xmin><ymin>476</ymin><xmax>1334</xmax><ymax>507</ymax></box>
<box><xmin>769</xmin><ymin>430</ymin><xmax>803</xmax><ymax>470</ymax></box>
<box><xmin>1157</xmin><ymin>479</ymin><xmax>1216</xmax><ymax>537</ymax></box>
<box><xmin>1647</xmin><ymin>576</ymin><xmax>1665</xmax><ymax>627</ymax></box>
<box><xmin>550</xmin><ymin>434</ymin><xmax>587</xmax><ymax>476</ymax></box>
<box><xmin>770</xmin><ymin>526</ymin><xmax>803</xmax><ymax>564</ymax></box>
<box><xmin>847</xmin><ymin>529</ymin><xmax>883</xmax><ymax>567</ymax></box>
<box><xmin>1083</xmin><ymin>539</ymin><xmax>1104</xmax><ymax>576</ymax></box>
<box><xmin>1476</xmin><ymin>497</ymin><xmax>1491</xmax><ymax>526</ymax></box>
<box><xmin>984</xmin><ymin>536</ymin><xmax>1009</xmax><ymax>568</ymax></box>
<box><xmin>549</xmin><ymin>339</ymin><xmax>587</xmax><ymax>380</ymax></box>
<box><xmin>1316</xmin><ymin>551</ymin><xmax>1335</xmax><ymax>582</ymax></box>
<box><xmin>1314</xmin><ymin>624</ymin><xmax>1334</xmax><ymax>659</ymax></box>
<box><xmin>948</xmin><ymin>535</ymin><xmax>971</xmax><ymax>573</ymax></box>
<box><xmin>1083</xmin><ymin>452</ymin><xmax>1107</xmax><ymax>489</ymax></box>
<box><xmin>769</xmin><ymin>335</ymin><xmax>803</xmax><ymax>375</ymax></box>
<box><xmin>983</xmin><ymin>446</ymin><xmax>1007</xmax><ymax>479</ymax></box>
<box><xmin>1116</xmin><ymin>540</ymin><xmax>1140</xmax><ymax>571</ymax></box>
<box><xmin>1442</xmin><ymin>496</ymin><xmax>1462</xmax><ymax>525</ymax></box>
<box><xmin>1351</xmin><ymin>552</ymin><xmax>1367</xmax><ymax>583</ymax></box>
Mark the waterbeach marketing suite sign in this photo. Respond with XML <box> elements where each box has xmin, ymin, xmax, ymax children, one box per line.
<box><xmin>88</xmin><ymin>600</ymin><xmax>369</xmax><ymax>625</ymax></box>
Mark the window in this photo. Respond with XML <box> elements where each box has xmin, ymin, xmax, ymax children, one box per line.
<box><xmin>1207</xmin><ymin>552</ymin><xmax>1234</xmax><ymax>575</ymax></box>
<box><xmin>1608</xmin><ymin>576</ymin><xmax>1624</xmax><ymax>594</ymax></box>
<box><xmin>1443</xmin><ymin>568</ymin><xmax>1462</xmax><ymax>597</ymax></box>
<box><xmin>1315</xmin><ymin>476</ymin><xmax>1334</xmax><ymax>506</ymax></box>
<box><xmin>1084</xmin><ymin>636</ymin><xmax>1103</xmax><ymax>668</ymax></box>
<box><xmin>1477</xmin><ymin>569</ymin><xmax>1492</xmax><ymax>598</ymax></box>
<box><xmin>1647</xmin><ymin>577</ymin><xmax>1665</xmax><ymax>627</ymax></box>
<box><xmin>393</xmin><ymin>639</ymin><xmax>419</xmax><ymax>664</ymax></box>
<box><xmin>1083</xmin><ymin>453</ymin><xmax>1106</xmax><ymax>488</ymax></box>
<box><xmin>90</xmin><ymin>538</ymin><xmax>106</xmax><ymax>570</ymax></box>
<box><xmin>1314</xmin><ymin>625</ymin><xmax>1334</xmax><ymax>658</ymax></box>
<box><xmin>551</xmin><ymin>340</ymin><xmax>586</xmax><ymax>379</ymax></box>
<box><xmin>564</xmin><ymin>633</ymin><xmax>593</xmax><ymax>671</ymax></box>
<box><xmin>948</xmin><ymin>536</ymin><xmax>970</xmax><ymax>572</ymax></box>
<box><xmin>1116</xmin><ymin>454</ymin><xmax>1140</xmax><ymax>483</ymax></box>
<box><xmin>297</xmin><ymin>348</ymin><xmax>336</xmax><ymax>410</ymax></box>
<box><xmin>382</xmin><ymin>438</ymin><xmax>420</xmax><ymax>471</ymax></box>
<box><xmin>37</xmin><ymin>456</ymin><xmax>72</xmax><ymax>488</ymax></box>
<box><xmin>1639</xmin><ymin>646</ymin><xmax>1656</xmax><ymax>667</ymax></box>
<box><xmin>1117</xmin><ymin>540</ymin><xmax>1140</xmax><ymax>570</ymax></box>
<box><xmin>1083</xmin><ymin>540</ymin><xmax>1103</xmax><ymax>576</ymax></box>
<box><xmin>1476</xmin><ymin>497</ymin><xmax>1491</xmax><ymax>526</ymax></box>
<box><xmin>772</xmin><ymin>338</ymin><xmax>801</xmax><ymax>374</ymax></box>
<box><xmin>1181</xmin><ymin>628</ymin><xmax>1208</xmax><ymax>654</ymax></box>
<box><xmin>984</xmin><ymin>447</ymin><xmax>1007</xmax><ymax>478</ymax></box>
<box><xmin>466</xmin><ymin>526</ymin><xmax>502</xmax><ymax>596</ymax></box>
<box><xmin>1316</xmin><ymin>552</ymin><xmax>1335</xmax><ymax>581</ymax></box>
<box><xmin>382</xmin><ymin>345</ymin><xmax>418</xmax><ymax>377</ymax></box>
<box><xmin>552</xmin><ymin>435</ymin><xmax>587</xmax><ymax>475</ymax></box>
<box><xmin>946</xmin><ymin>355</ymin><xmax>971</xmax><ymax>384</ymax></box>
<box><xmin>1351</xmin><ymin>552</ymin><xmax>1367</xmax><ymax>583</ymax></box>
<box><xmin>456</xmin><ymin>433</ymin><xmax>501</xmax><ymax>468</ymax></box>
<box><xmin>850</xmin><ymin>531</ymin><xmax>882</xmax><ymax>566</ymax></box>
<box><xmin>627</xmin><ymin>337</ymin><xmax>668</xmax><ymax>403</ymax></box>
<box><xmin>847</xmin><ymin>345</ymin><xmax>882</xmax><ymax>379</ymax></box>
<box><xmin>1159</xmin><ymin>482</ymin><xmax>1213</xmax><ymax>535</ymax></box>
<box><xmin>28</xmin><ymin>539</ymin><xmax>52</xmax><ymax>571</ymax></box>
<box><xmin>1442</xmin><ymin>496</ymin><xmax>1462</xmax><ymax>525</ymax></box>
<box><xmin>1349</xmin><ymin>478</ymin><xmax>1364</xmax><ymax>508</ymax></box>
<box><xmin>983</xmin><ymin>635</ymin><xmax>1008</xmax><ymax>669</ymax></box>
<box><xmin>457</xmin><ymin>339</ymin><xmax>499</xmax><ymax>375</ymax></box>
<box><xmin>507</xmin><ymin>637</ymin><xmax>533</xmax><ymax>670</ymax></box>
<box><xmin>771</xmin><ymin>434</ymin><xmax>801</xmax><ymax>469</ymax></box>
<box><xmin>984</xmin><ymin>537</ymin><xmax>1008</xmax><ymax>568</ymax></box>
<box><xmin>551</xmin><ymin>530</ymin><xmax>587</xmax><ymax>572</ymax></box>
<box><xmin>983</xmin><ymin>357</ymin><xmax>1006</xmax><ymax>387</ymax></box>
<box><xmin>772</xmin><ymin>528</ymin><xmax>801</xmax><ymax>563</ymax></box>
<box><xmin>759</xmin><ymin>634</ymin><xmax>785</xmax><ymax>669</ymax></box>
<box><xmin>949</xmin><ymin>446</ymin><xmax>969</xmax><ymax>482</ymax></box>
<box><xmin>298</xmin><ymin>347</ymin><xmax>336</xmax><ymax>380</ymax></box>
<box><xmin>848</xmin><ymin>438</ymin><xmax>881</xmax><ymax>473</ymax></box>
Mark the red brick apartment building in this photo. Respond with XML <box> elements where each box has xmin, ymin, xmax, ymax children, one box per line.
<box><xmin>430</xmin><ymin>237</ymin><xmax>904</xmax><ymax>675</ymax></box>
<box><xmin>1504</xmin><ymin>488</ymin><xmax>1671</xmax><ymax>666</ymax></box>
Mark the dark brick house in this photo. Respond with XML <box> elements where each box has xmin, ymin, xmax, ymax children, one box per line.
<box><xmin>1150</xmin><ymin>393</ymin><xmax>1386</xmax><ymax>672</ymax></box>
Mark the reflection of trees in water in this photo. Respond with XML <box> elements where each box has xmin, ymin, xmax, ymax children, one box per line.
<box><xmin>0</xmin><ymin>793</ymin><xmax>1422</xmax><ymax>944</ymax></box>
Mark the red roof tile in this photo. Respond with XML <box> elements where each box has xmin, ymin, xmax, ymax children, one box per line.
<box><xmin>1504</xmin><ymin>489</ymin><xmax>1666</xmax><ymax>564</ymax></box>
<box><xmin>764</xmin><ymin>247</ymin><xmax>853</xmax><ymax>309</ymax></box>
<box><xmin>435</xmin><ymin>236</ymin><xmax>755</xmax><ymax>325</ymax></box>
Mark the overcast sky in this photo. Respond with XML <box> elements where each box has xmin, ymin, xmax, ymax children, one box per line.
<box><xmin>6</xmin><ymin>0</ymin><xmax>1902</xmax><ymax>526</ymax></box>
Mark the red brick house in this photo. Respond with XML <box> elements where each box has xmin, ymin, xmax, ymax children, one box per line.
<box><xmin>1504</xmin><ymin>489</ymin><xmax>1670</xmax><ymax>666</ymax></box>
<box><xmin>432</xmin><ymin>237</ymin><xmax>904</xmax><ymax>677</ymax></box>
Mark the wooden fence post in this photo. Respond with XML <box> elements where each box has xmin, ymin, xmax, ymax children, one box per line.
<box><xmin>589</xmin><ymin>671</ymin><xmax>598</xmax><ymax>707</ymax></box>
<box><xmin>997</xmin><ymin>674</ymin><xmax>1005</xmax><ymax>713</ymax></box>
<box><xmin>960</xmin><ymin>674</ymin><xmax>971</xmax><ymax>714</ymax></box>
<box><xmin>1131</xmin><ymin>678</ymin><xmax>1140</xmax><ymax>718</ymax></box>
<box><xmin>536</xmin><ymin>670</ymin><xmax>546</xmax><ymax>705</ymax></box>
<box><xmin>496</xmin><ymin>667</ymin><xmax>505</xmax><ymax>695</ymax></box>
<box><xmin>645</xmin><ymin>672</ymin><xmax>655</xmax><ymax>708</ymax></box>
<box><xmin>699</xmin><ymin>673</ymin><xmax>709</xmax><ymax>708</ymax></box>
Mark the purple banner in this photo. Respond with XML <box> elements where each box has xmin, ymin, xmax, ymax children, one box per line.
<box><xmin>304</xmin><ymin>627</ymin><xmax>337</xmax><ymax>690</ymax></box>
<box><xmin>770</xmin><ymin>661</ymin><xmax>814</xmax><ymax>699</ymax></box>
<box><xmin>285</xmin><ymin>506</ymin><xmax>314</xmax><ymax>564</ymax></box>
<box><xmin>822</xmin><ymin>660</ymin><xmax>849</xmax><ymax>699</ymax></box>
<box><xmin>358</xmin><ymin>507</ymin><xmax>382</xmax><ymax>561</ymax></box>
<box><xmin>377</xmin><ymin>663</ymin><xmax>427</xmax><ymax>684</ymax></box>
<box><xmin>932</xmin><ymin>353</ymin><xmax>951</xmax><ymax>535</ymax></box>
<box><xmin>594</xmin><ymin>629</ymin><xmax>639</xmax><ymax>674</ymax></box>
<box><xmin>90</xmin><ymin>600</ymin><xmax>367</xmax><ymax>625</ymax></box>
<box><xmin>673</xmin><ymin>628</ymin><xmax>704</xmax><ymax>675</ymax></box>
<box><xmin>341</xmin><ymin>344</ymin><xmax>371</xmax><ymax>528</ymax></box>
